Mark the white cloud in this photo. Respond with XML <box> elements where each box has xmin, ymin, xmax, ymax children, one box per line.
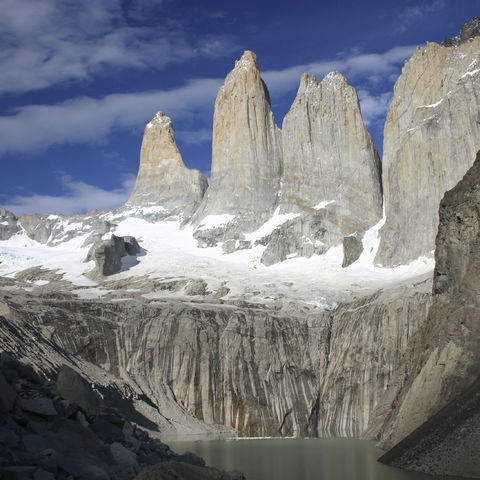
<box><xmin>0</xmin><ymin>78</ymin><xmax>222</xmax><ymax>154</ymax></box>
<box><xmin>0</xmin><ymin>45</ymin><xmax>414</xmax><ymax>155</ymax></box>
<box><xmin>397</xmin><ymin>0</ymin><xmax>447</xmax><ymax>33</ymax></box>
<box><xmin>263</xmin><ymin>45</ymin><xmax>415</xmax><ymax>97</ymax></box>
<box><xmin>3</xmin><ymin>175</ymin><xmax>136</xmax><ymax>216</ymax></box>
<box><xmin>357</xmin><ymin>90</ymin><xmax>392</xmax><ymax>126</ymax></box>
<box><xmin>0</xmin><ymin>0</ymin><xmax>236</xmax><ymax>96</ymax></box>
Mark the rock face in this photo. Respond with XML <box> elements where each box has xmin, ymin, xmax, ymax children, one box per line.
<box><xmin>280</xmin><ymin>73</ymin><xmax>382</xmax><ymax>223</ymax></box>
<box><xmin>0</xmin><ymin>207</ymin><xmax>20</xmax><ymax>241</ymax></box>
<box><xmin>86</xmin><ymin>235</ymin><xmax>141</xmax><ymax>277</ymax></box>
<box><xmin>370</xmin><ymin>151</ymin><xmax>480</xmax><ymax>477</ymax></box>
<box><xmin>342</xmin><ymin>234</ymin><xmax>363</xmax><ymax>267</ymax></box>
<box><xmin>193</xmin><ymin>51</ymin><xmax>282</xmax><ymax>226</ymax></box>
<box><xmin>0</xmin><ymin>277</ymin><xmax>431</xmax><ymax>439</ymax></box>
<box><xmin>376</xmin><ymin>21</ymin><xmax>480</xmax><ymax>266</ymax></box>
<box><xmin>128</xmin><ymin>112</ymin><xmax>207</xmax><ymax>218</ymax></box>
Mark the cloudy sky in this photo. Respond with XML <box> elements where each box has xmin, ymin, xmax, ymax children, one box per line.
<box><xmin>0</xmin><ymin>0</ymin><xmax>478</xmax><ymax>215</ymax></box>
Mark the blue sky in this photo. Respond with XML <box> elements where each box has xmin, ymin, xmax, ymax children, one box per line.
<box><xmin>0</xmin><ymin>0</ymin><xmax>478</xmax><ymax>215</ymax></box>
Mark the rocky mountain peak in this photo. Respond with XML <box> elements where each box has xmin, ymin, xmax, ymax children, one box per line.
<box><xmin>443</xmin><ymin>16</ymin><xmax>480</xmax><ymax>46</ymax></box>
<box><xmin>192</xmin><ymin>49</ymin><xmax>281</xmax><ymax>225</ymax></box>
<box><xmin>234</xmin><ymin>50</ymin><xmax>258</xmax><ymax>71</ymax></box>
<box><xmin>127</xmin><ymin>111</ymin><xmax>207</xmax><ymax>217</ymax></box>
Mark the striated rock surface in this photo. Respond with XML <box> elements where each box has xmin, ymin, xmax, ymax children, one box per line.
<box><xmin>128</xmin><ymin>112</ymin><xmax>207</xmax><ymax>218</ymax></box>
<box><xmin>0</xmin><ymin>275</ymin><xmax>431</xmax><ymax>439</ymax></box>
<box><xmin>280</xmin><ymin>73</ymin><xmax>382</xmax><ymax>223</ymax></box>
<box><xmin>193</xmin><ymin>51</ymin><xmax>282</xmax><ymax>229</ymax></box>
<box><xmin>376</xmin><ymin>20</ymin><xmax>480</xmax><ymax>266</ymax></box>
<box><xmin>371</xmin><ymin>152</ymin><xmax>480</xmax><ymax>476</ymax></box>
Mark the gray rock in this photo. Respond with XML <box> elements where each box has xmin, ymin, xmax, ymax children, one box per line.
<box><xmin>134</xmin><ymin>461</ymin><xmax>245</xmax><ymax>480</ymax></box>
<box><xmin>56</xmin><ymin>365</ymin><xmax>103</xmax><ymax>418</ymax></box>
<box><xmin>280</xmin><ymin>73</ymin><xmax>382</xmax><ymax>227</ymax></box>
<box><xmin>21</xmin><ymin>434</ymin><xmax>47</xmax><ymax>454</ymax></box>
<box><xmin>0</xmin><ymin>207</ymin><xmax>21</xmax><ymax>241</ymax></box>
<box><xmin>379</xmin><ymin>377</ymin><xmax>480</xmax><ymax>478</ymax></box>
<box><xmin>2</xmin><ymin>466</ymin><xmax>37</xmax><ymax>479</ymax></box>
<box><xmin>342</xmin><ymin>233</ymin><xmax>363</xmax><ymax>267</ymax></box>
<box><xmin>443</xmin><ymin>16</ymin><xmax>480</xmax><ymax>46</ymax></box>
<box><xmin>33</xmin><ymin>469</ymin><xmax>55</xmax><ymax>480</ymax></box>
<box><xmin>193</xmin><ymin>51</ymin><xmax>282</xmax><ymax>230</ymax></box>
<box><xmin>86</xmin><ymin>234</ymin><xmax>142</xmax><ymax>277</ymax></box>
<box><xmin>0</xmin><ymin>370</ymin><xmax>16</xmax><ymax>412</ymax></box>
<box><xmin>184</xmin><ymin>279</ymin><xmax>209</xmax><ymax>296</ymax></box>
<box><xmin>109</xmin><ymin>441</ymin><xmax>138</xmax><ymax>468</ymax></box>
<box><xmin>376</xmin><ymin>30</ymin><xmax>480</xmax><ymax>267</ymax></box>
<box><xmin>20</xmin><ymin>398</ymin><xmax>57</xmax><ymax>417</ymax></box>
<box><xmin>127</xmin><ymin>112</ymin><xmax>207</xmax><ymax>218</ymax></box>
<box><xmin>372</xmin><ymin>152</ymin><xmax>480</xmax><ymax>460</ymax></box>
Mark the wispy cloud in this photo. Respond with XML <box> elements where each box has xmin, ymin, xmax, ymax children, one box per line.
<box><xmin>0</xmin><ymin>79</ymin><xmax>222</xmax><ymax>154</ymax></box>
<box><xmin>3</xmin><ymin>175</ymin><xmax>136</xmax><ymax>216</ymax></box>
<box><xmin>263</xmin><ymin>45</ymin><xmax>415</xmax><ymax>97</ymax></box>
<box><xmin>357</xmin><ymin>90</ymin><xmax>392</xmax><ymax>126</ymax></box>
<box><xmin>0</xmin><ymin>45</ymin><xmax>413</xmax><ymax>155</ymax></box>
<box><xmin>0</xmin><ymin>0</ymin><xmax>236</xmax><ymax>96</ymax></box>
<box><xmin>396</xmin><ymin>0</ymin><xmax>447</xmax><ymax>33</ymax></box>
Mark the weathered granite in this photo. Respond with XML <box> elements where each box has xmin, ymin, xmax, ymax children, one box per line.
<box><xmin>443</xmin><ymin>16</ymin><xmax>480</xmax><ymax>46</ymax></box>
<box><xmin>371</xmin><ymin>152</ymin><xmax>480</xmax><ymax>477</ymax></box>
<box><xmin>193</xmin><ymin>51</ymin><xmax>282</xmax><ymax>228</ymax></box>
<box><xmin>127</xmin><ymin>112</ymin><xmax>207</xmax><ymax>218</ymax></box>
<box><xmin>376</xmin><ymin>28</ymin><xmax>480</xmax><ymax>266</ymax></box>
<box><xmin>280</xmin><ymin>73</ymin><xmax>382</xmax><ymax>224</ymax></box>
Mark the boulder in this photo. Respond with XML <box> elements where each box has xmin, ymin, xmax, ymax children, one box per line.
<box><xmin>20</xmin><ymin>398</ymin><xmax>57</xmax><ymax>417</ymax></box>
<box><xmin>0</xmin><ymin>370</ymin><xmax>16</xmax><ymax>412</ymax></box>
<box><xmin>56</xmin><ymin>365</ymin><xmax>103</xmax><ymax>419</ymax></box>
<box><xmin>342</xmin><ymin>233</ymin><xmax>363</xmax><ymax>267</ymax></box>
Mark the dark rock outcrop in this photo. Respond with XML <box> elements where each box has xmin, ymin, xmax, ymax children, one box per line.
<box><xmin>0</xmin><ymin>207</ymin><xmax>21</xmax><ymax>241</ymax></box>
<box><xmin>372</xmin><ymin>151</ymin><xmax>480</xmax><ymax>477</ymax></box>
<box><xmin>443</xmin><ymin>16</ymin><xmax>480</xmax><ymax>46</ymax></box>
<box><xmin>342</xmin><ymin>233</ymin><xmax>363</xmax><ymax>267</ymax></box>
<box><xmin>86</xmin><ymin>235</ymin><xmax>141</xmax><ymax>277</ymax></box>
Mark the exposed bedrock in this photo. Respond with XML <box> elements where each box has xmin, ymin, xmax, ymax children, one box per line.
<box><xmin>280</xmin><ymin>72</ymin><xmax>382</xmax><ymax>224</ymax></box>
<box><xmin>127</xmin><ymin>112</ymin><xmax>207</xmax><ymax>218</ymax></box>
<box><xmin>370</xmin><ymin>151</ymin><xmax>480</xmax><ymax>477</ymax></box>
<box><xmin>0</xmin><ymin>207</ymin><xmax>21</xmax><ymax>241</ymax></box>
<box><xmin>376</xmin><ymin>19</ymin><xmax>480</xmax><ymax>267</ymax></box>
<box><xmin>0</xmin><ymin>277</ymin><xmax>431</xmax><ymax>438</ymax></box>
<box><xmin>193</xmin><ymin>51</ymin><xmax>282</xmax><ymax>227</ymax></box>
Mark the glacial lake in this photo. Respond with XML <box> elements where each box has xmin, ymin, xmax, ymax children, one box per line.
<box><xmin>168</xmin><ymin>437</ymin><xmax>463</xmax><ymax>480</ymax></box>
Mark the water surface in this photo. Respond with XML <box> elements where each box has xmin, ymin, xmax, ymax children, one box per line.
<box><xmin>169</xmin><ymin>437</ymin><xmax>462</xmax><ymax>480</ymax></box>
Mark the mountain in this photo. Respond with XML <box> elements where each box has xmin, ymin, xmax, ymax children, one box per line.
<box><xmin>127</xmin><ymin>111</ymin><xmax>207</xmax><ymax>219</ymax></box>
<box><xmin>376</xmin><ymin>18</ymin><xmax>480</xmax><ymax>267</ymax></box>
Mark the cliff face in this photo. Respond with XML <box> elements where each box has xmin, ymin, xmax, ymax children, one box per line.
<box><xmin>370</xmin><ymin>151</ymin><xmax>480</xmax><ymax>476</ymax></box>
<box><xmin>194</xmin><ymin>51</ymin><xmax>282</xmax><ymax>224</ymax></box>
<box><xmin>128</xmin><ymin>112</ymin><xmax>207</xmax><ymax>218</ymax></box>
<box><xmin>0</xmin><ymin>277</ymin><xmax>431</xmax><ymax>439</ymax></box>
<box><xmin>376</xmin><ymin>29</ymin><xmax>480</xmax><ymax>266</ymax></box>
<box><xmin>280</xmin><ymin>72</ymin><xmax>382</xmax><ymax>224</ymax></box>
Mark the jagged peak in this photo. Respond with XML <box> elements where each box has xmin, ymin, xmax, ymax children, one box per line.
<box><xmin>145</xmin><ymin>111</ymin><xmax>172</xmax><ymax>130</ymax></box>
<box><xmin>443</xmin><ymin>17</ymin><xmax>480</xmax><ymax>47</ymax></box>
<box><xmin>299</xmin><ymin>73</ymin><xmax>319</xmax><ymax>91</ymax></box>
<box><xmin>233</xmin><ymin>50</ymin><xmax>258</xmax><ymax>71</ymax></box>
<box><xmin>322</xmin><ymin>71</ymin><xmax>348</xmax><ymax>85</ymax></box>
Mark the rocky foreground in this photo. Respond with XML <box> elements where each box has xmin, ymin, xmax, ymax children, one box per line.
<box><xmin>0</xmin><ymin>355</ymin><xmax>244</xmax><ymax>480</ymax></box>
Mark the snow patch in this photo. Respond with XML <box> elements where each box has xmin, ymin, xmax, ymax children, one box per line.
<box><xmin>244</xmin><ymin>207</ymin><xmax>300</xmax><ymax>241</ymax></box>
<box><xmin>417</xmin><ymin>99</ymin><xmax>443</xmax><ymax>109</ymax></box>
<box><xmin>461</xmin><ymin>68</ymin><xmax>480</xmax><ymax>78</ymax></box>
<box><xmin>314</xmin><ymin>200</ymin><xmax>336</xmax><ymax>210</ymax></box>
<box><xmin>196</xmin><ymin>215</ymin><xmax>235</xmax><ymax>231</ymax></box>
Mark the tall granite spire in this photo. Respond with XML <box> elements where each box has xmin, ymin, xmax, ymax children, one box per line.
<box><xmin>127</xmin><ymin>111</ymin><xmax>207</xmax><ymax>217</ymax></box>
<box><xmin>280</xmin><ymin>72</ymin><xmax>382</xmax><ymax>226</ymax></box>
<box><xmin>194</xmin><ymin>50</ymin><xmax>282</xmax><ymax>224</ymax></box>
<box><xmin>376</xmin><ymin>19</ymin><xmax>480</xmax><ymax>267</ymax></box>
